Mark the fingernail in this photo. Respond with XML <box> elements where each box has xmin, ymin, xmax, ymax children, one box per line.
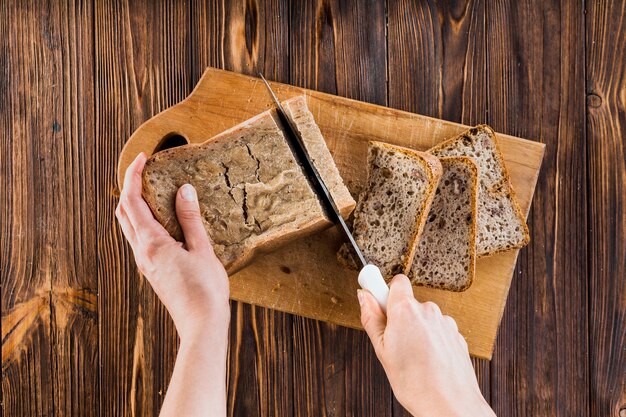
<box><xmin>181</xmin><ymin>184</ymin><xmax>197</xmax><ymax>201</ymax></box>
<box><xmin>357</xmin><ymin>289</ymin><xmax>365</xmax><ymax>306</ymax></box>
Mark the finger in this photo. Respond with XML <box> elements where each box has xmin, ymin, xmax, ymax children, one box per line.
<box><xmin>122</xmin><ymin>152</ymin><xmax>147</xmax><ymax>192</ymax></box>
<box><xmin>458</xmin><ymin>333</ymin><xmax>469</xmax><ymax>351</ymax></box>
<box><xmin>115</xmin><ymin>203</ymin><xmax>137</xmax><ymax>246</ymax></box>
<box><xmin>175</xmin><ymin>184</ymin><xmax>211</xmax><ymax>252</ymax></box>
<box><xmin>121</xmin><ymin>153</ymin><xmax>171</xmax><ymax>241</ymax></box>
<box><xmin>421</xmin><ymin>301</ymin><xmax>443</xmax><ymax>318</ymax></box>
<box><xmin>358</xmin><ymin>289</ymin><xmax>386</xmax><ymax>354</ymax></box>
<box><xmin>443</xmin><ymin>315</ymin><xmax>458</xmax><ymax>332</ymax></box>
<box><xmin>387</xmin><ymin>274</ymin><xmax>415</xmax><ymax>305</ymax></box>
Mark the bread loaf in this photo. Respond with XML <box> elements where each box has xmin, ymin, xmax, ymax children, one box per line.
<box><xmin>337</xmin><ymin>141</ymin><xmax>442</xmax><ymax>278</ymax></box>
<box><xmin>142</xmin><ymin>96</ymin><xmax>355</xmax><ymax>273</ymax></box>
<box><xmin>428</xmin><ymin>125</ymin><xmax>530</xmax><ymax>256</ymax></box>
<box><xmin>409</xmin><ymin>157</ymin><xmax>478</xmax><ymax>291</ymax></box>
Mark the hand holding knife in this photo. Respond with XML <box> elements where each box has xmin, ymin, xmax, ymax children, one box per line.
<box><xmin>259</xmin><ymin>73</ymin><xmax>390</xmax><ymax>312</ymax></box>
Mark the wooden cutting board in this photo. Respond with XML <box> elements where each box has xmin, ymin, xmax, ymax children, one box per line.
<box><xmin>118</xmin><ymin>67</ymin><xmax>544</xmax><ymax>360</ymax></box>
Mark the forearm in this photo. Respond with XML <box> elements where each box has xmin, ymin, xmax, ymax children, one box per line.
<box><xmin>159</xmin><ymin>323</ymin><xmax>230</xmax><ymax>417</ymax></box>
<box><xmin>404</xmin><ymin>391</ymin><xmax>496</xmax><ymax>417</ymax></box>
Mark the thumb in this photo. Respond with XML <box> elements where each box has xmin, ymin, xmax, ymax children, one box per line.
<box><xmin>358</xmin><ymin>289</ymin><xmax>386</xmax><ymax>354</ymax></box>
<box><xmin>175</xmin><ymin>184</ymin><xmax>211</xmax><ymax>252</ymax></box>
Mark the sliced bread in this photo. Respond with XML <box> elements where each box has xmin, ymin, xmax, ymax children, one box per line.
<box><xmin>337</xmin><ymin>141</ymin><xmax>442</xmax><ymax>278</ymax></box>
<box><xmin>409</xmin><ymin>157</ymin><xmax>478</xmax><ymax>291</ymax></box>
<box><xmin>142</xmin><ymin>96</ymin><xmax>355</xmax><ymax>274</ymax></box>
<box><xmin>428</xmin><ymin>125</ymin><xmax>530</xmax><ymax>256</ymax></box>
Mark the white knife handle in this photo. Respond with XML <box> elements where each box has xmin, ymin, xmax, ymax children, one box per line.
<box><xmin>358</xmin><ymin>264</ymin><xmax>390</xmax><ymax>313</ymax></box>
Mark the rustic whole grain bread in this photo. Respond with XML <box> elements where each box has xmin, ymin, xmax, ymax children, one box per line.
<box><xmin>428</xmin><ymin>125</ymin><xmax>530</xmax><ymax>257</ymax></box>
<box><xmin>337</xmin><ymin>141</ymin><xmax>442</xmax><ymax>278</ymax></box>
<box><xmin>409</xmin><ymin>157</ymin><xmax>478</xmax><ymax>291</ymax></box>
<box><xmin>142</xmin><ymin>96</ymin><xmax>355</xmax><ymax>274</ymax></box>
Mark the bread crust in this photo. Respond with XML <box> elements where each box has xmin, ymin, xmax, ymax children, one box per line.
<box><xmin>428</xmin><ymin>124</ymin><xmax>530</xmax><ymax>257</ymax></box>
<box><xmin>142</xmin><ymin>97</ymin><xmax>356</xmax><ymax>274</ymax></box>
<box><xmin>455</xmin><ymin>157</ymin><xmax>479</xmax><ymax>290</ymax></box>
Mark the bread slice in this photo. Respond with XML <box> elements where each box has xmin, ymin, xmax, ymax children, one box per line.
<box><xmin>142</xmin><ymin>96</ymin><xmax>355</xmax><ymax>274</ymax></box>
<box><xmin>337</xmin><ymin>141</ymin><xmax>442</xmax><ymax>278</ymax></box>
<box><xmin>428</xmin><ymin>125</ymin><xmax>530</xmax><ymax>256</ymax></box>
<box><xmin>409</xmin><ymin>157</ymin><xmax>478</xmax><ymax>291</ymax></box>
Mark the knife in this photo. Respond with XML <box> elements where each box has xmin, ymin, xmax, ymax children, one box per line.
<box><xmin>259</xmin><ymin>73</ymin><xmax>390</xmax><ymax>312</ymax></box>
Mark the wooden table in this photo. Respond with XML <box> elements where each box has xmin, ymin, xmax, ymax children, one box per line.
<box><xmin>2</xmin><ymin>1</ymin><xmax>624</xmax><ymax>416</ymax></box>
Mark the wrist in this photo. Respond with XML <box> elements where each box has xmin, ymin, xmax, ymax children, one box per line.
<box><xmin>177</xmin><ymin>306</ymin><xmax>231</xmax><ymax>343</ymax></box>
<box><xmin>405</xmin><ymin>391</ymin><xmax>494</xmax><ymax>417</ymax></box>
<box><xmin>180</xmin><ymin>321</ymin><xmax>229</xmax><ymax>351</ymax></box>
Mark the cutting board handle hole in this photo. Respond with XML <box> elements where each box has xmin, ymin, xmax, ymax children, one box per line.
<box><xmin>155</xmin><ymin>133</ymin><xmax>189</xmax><ymax>153</ymax></box>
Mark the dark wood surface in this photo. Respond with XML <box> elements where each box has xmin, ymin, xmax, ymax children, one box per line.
<box><xmin>1</xmin><ymin>0</ymin><xmax>624</xmax><ymax>416</ymax></box>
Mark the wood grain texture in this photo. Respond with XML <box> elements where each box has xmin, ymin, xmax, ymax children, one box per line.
<box><xmin>386</xmin><ymin>2</ymin><xmax>490</xmax><ymax>413</ymax></box>
<box><xmin>1</xmin><ymin>1</ymin><xmax>98</xmax><ymax>416</ymax></box>
<box><xmin>95</xmin><ymin>0</ymin><xmax>192</xmax><ymax>415</ymax></box>
<box><xmin>225</xmin><ymin>305</ymin><xmax>295</xmax><ymax>416</ymax></box>
<box><xmin>486</xmin><ymin>1</ymin><xmax>589</xmax><ymax>416</ymax></box>
<box><xmin>290</xmin><ymin>0</ymin><xmax>387</xmax><ymax>106</ymax></box>
<box><xmin>387</xmin><ymin>0</ymin><xmax>487</xmax><ymax>121</ymax></box>
<box><xmin>191</xmin><ymin>0</ymin><xmax>289</xmax><ymax>83</ymax></box>
<box><xmin>586</xmin><ymin>2</ymin><xmax>626</xmax><ymax>416</ymax></box>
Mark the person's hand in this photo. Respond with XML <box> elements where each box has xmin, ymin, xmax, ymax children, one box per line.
<box><xmin>115</xmin><ymin>153</ymin><xmax>230</xmax><ymax>340</ymax></box>
<box><xmin>358</xmin><ymin>275</ymin><xmax>496</xmax><ymax>417</ymax></box>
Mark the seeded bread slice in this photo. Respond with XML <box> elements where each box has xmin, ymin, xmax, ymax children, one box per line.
<box><xmin>428</xmin><ymin>125</ymin><xmax>530</xmax><ymax>257</ymax></box>
<box><xmin>337</xmin><ymin>141</ymin><xmax>442</xmax><ymax>278</ymax></box>
<box><xmin>142</xmin><ymin>96</ymin><xmax>355</xmax><ymax>274</ymax></box>
<box><xmin>409</xmin><ymin>157</ymin><xmax>478</xmax><ymax>291</ymax></box>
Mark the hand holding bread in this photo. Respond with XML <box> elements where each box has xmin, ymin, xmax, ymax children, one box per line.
<box><xmin>116</xmin><ymin>153</ymin><xmax>230</xmax><ymax>339</ymax></box>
